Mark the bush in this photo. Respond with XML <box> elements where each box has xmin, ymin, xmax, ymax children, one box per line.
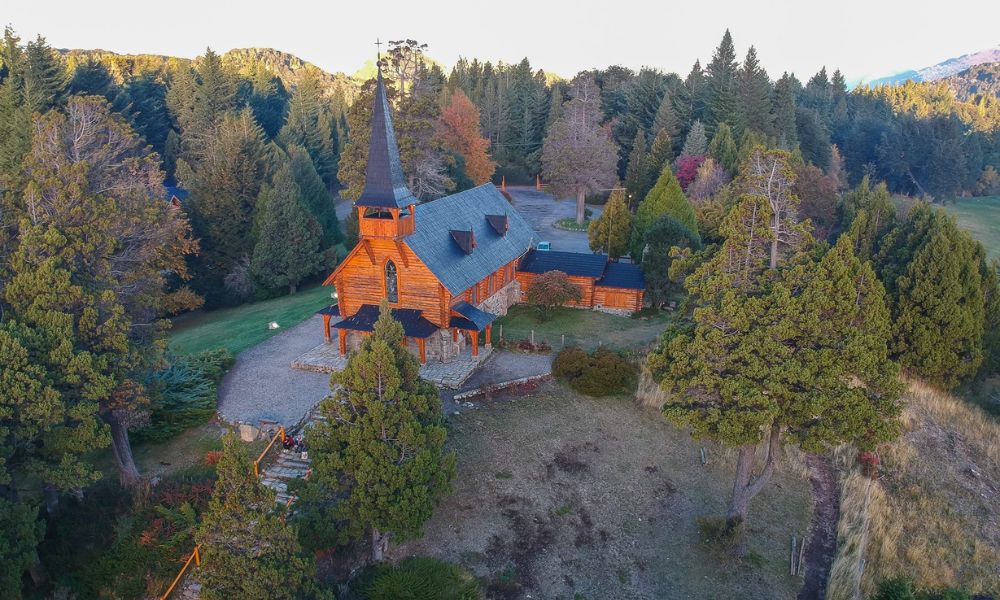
<box><xmin>871</xmin><ymin>577</ymin><xmax>970</xmax><ymax>600</ymax></box>
<box><xmin>553</xmin><ymin>346</ymin><xmax>637</xmax><ymax>396</ymax></box>
<box><xmin>363</xmin><ymin>557</ymin><xmax>483</xmax><ymax>600</ymax></box>
<box><xmin>138</xmin><ymin>349</ymin><xmax>234</xmax><ymax>441</ymax></box>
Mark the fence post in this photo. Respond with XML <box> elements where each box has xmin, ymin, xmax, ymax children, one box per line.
<box><xmin>531</xmin><ymin>330</ymin><xmax>534</xmax><ymax>345</ymax></box>
<box><xmin>194</xmin><ymin>545</ymin><xmax>201</xmax><ymax>566</ymax></box>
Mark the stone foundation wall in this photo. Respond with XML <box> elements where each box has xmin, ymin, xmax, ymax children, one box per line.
<box><xmin>477</xmin><ymin>279</ymin><xmax>520</xmax><ymax>316</ymax></box>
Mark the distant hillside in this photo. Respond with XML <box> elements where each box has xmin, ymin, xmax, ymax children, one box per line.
<box><xmin>61</xmin><ymin>47</ymin><xmax>358</xmax><ymax>102</ymax></box>
<box><xmin>868</xmin><ymin>46</ymin><xmax>1000</xmax><ymax>87</ymax></box>
<box><xmin>941</xmin><ymin>62</ymin><xmax>1000</xmax><ymax>100</ymax></box>
<box><xmin>222</xmin><ymin>48</ymin><xmax>356</xmax><ymax>102</ymax></box>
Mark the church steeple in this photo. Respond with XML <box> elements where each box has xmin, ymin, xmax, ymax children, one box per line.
<box><xmin>355</xmin><ymin>65</ymin><xmax>417</xmax><ymax>209</ymax></box>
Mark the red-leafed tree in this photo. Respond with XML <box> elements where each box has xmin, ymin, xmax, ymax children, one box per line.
<box><xmin>527</xmin><ymin>270</ymin><xmax>583</xmax><ymax>314</ymax></box>
<box><xmin>675</xmin><ymin>154</ymin><xmax>706</xmax><ymax>190</ymax></box>
<box><xmin>541</xmin><ymin>75</ymin><xmax>618</xmax><ymax>224</ymax></box>
<box><xmin>439</xmin><ymin>90</ymin><xmax>496</xmax><ymax>185</ymax></box>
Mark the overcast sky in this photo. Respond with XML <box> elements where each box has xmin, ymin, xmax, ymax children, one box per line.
<box><xmin>7</xmin><ymin>0</ymin><xmax>999</xmax><ymax>83</ymax></box>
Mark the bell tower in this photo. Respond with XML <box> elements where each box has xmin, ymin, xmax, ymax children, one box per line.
<box><xmin>355</xmin><ymin>66</ymin><xmax>417</xmax><ymax>239</ymax></box>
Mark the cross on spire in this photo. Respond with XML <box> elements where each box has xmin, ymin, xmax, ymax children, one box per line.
<box><xmin>375</xmin><ymin>38</ymin><xmax>383</xmax><ymax>61</ymax></box>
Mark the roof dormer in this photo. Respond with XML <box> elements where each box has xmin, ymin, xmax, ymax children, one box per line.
<box><xmin>450</xmin><ymin>229</ymin><xmax>476</xmax><ymax>254</ymax></box>
<box><xmin>486</xmin><ymin>214</ymin><xmax>508</xmax><ymax>236</ymax></box>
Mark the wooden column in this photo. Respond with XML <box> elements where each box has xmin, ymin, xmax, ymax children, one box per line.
<box><xmin>417</xmin><ymin>338</ymin><xmax>426</xmax><ymax>364</ymax></box>
<box><xmin>338</xmin><ymin>328</ymin><xmax>347</xmax><ymax>356</ymax></box>
<box><xmin>323</xmin><ymin>314</ymin><xmax>332</xmax><ymax>343</ymax></box>
<box><xmin>452</xmin><ymin>328</ymin><xmax>458</xmax><ymax>343</ymax></box>
<box><xmin>401</xmin><ymin>336</ymin><xmax>408</xmax><ymax>348</ymax></box>
<box><xmin>470</xmin><ymin>330</ymin><xmax>478</xmax><ymax>357</ymax></box>
<box><xmin>485</xmin><ymin>324</ymin><xmax>492</xmax><ymax>347</ymax></box>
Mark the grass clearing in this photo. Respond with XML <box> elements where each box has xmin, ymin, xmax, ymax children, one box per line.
<box><xmin>553</xmin><ymin>217</ymin><xmax>591</xmax><ymax>231</ymax></box>
<box><xmin>491</xmin><ymin>304</ymin><xmax>671</xmax><ymax>351</ymax></box>
<box><xmin>168</xmin><ymin>285</ymin><xmax>333</xmax><ymax>356</ymax></box>
<box><xmin>392</xmin><ymin>382</ymin><xmax>812</xmax><ymax>599</ymax></box>
<box><xmin>941</xmin><ymin>195</ymin><xmax>1000</xmax><ymax>260</ymax></box>
<box><xmin>826</xmin><ymin>380</ymin><xmax>1000</xmax><ymax>598</ymax></box>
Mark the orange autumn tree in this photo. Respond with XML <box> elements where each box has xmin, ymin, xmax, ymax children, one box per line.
<box><xmin>439</xmin><ymin>90</ymin><xmax>496</xmax><ymax>184</ymax></box>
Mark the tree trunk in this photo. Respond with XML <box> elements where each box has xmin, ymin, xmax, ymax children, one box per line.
<box><xmin>726</xmin><ymin>423</ymin><xmax>781</xmax><ymax>528</ymax></box>
<box><xmin>576</xmin><ymin>189</ymin><xmax>586</xmax><ymax>225</ymax></box>
<box><xmin>370</xmin><ymin>527</ymin><xmax>389</xmax><ymax>563</ymax></box>
<box><xmin>289</xmin><ymin>283</ymin><xmax>297</xmax><ymax>294</ymax></box>
<box><xmin>107</xmin><ymin>413</ymin><xmax>141</xmax><ymax>488</ymax></box>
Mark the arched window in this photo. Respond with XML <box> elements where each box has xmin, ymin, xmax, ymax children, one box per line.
<box><xmin>385</xmin><ymin>260</ymin><xmax>398</xmax><ymax>303</ymax></box>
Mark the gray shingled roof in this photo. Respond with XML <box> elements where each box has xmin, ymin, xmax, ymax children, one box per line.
<box><xmin>519</xmin><ymin>249</ymin><xmax>608</xmax><ymax>278</ymax></box>
<box><xmin>355</xmin><ymin>69</ymin><xmax>417</xmax><ymax>209</ymax></box>
<box><xmin>405</xmin><ymin>184</ymin><xmax>535</xmax><ymax>295</ymax></box>
<box><xmin>451</xmin><ymin>300</ymin><xmax>497</xmax><ymax>330</ymax></box>
<box><xmin>596</xmin><ymin>262</ymin><xmax>645</xmax><ymax>290</ymax></box>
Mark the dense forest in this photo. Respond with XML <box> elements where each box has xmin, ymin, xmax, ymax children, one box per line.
<box><xmin>2</xmin><ymin>24</ymin><xmax>1000</xmax><ymax>598</ymax></box>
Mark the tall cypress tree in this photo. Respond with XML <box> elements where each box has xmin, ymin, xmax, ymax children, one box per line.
<box><xmin>646</xmin><ymin>127</ymin><xmax>675</xmax><ymax>184</ymax></box>
<box><xmin>588</xmin><ymin>187</ymin><xmax>632</xmax><ymax>259</ymax></box>
<box><xmin>772</xmin><ymin>72</ymin><xmax>800</xmax><ymax>148</ymax></box>
<box><xmin>281</xmin><ymin>67</ymin><xmax>339</xmax><ymax>188</ymax></box>
<box><xmin>623</xmin><ymin>130</ymin><xmax>650</xmax><ymax>202</ymax></box>
<box><xmin>306</xmin><ymin>302</ymin><xmax>455</xmax><ymax>562</ymax></box>
<box><xmin>289</xmin><ymin>145</ymin><xmax>341</xmax><ymax>248</ymax></box>
<box><xmin>631</xmin><ymin>166</ymin><xmax>696</xmax><ymax>259</ymax></box>
<box><xmin>708</xmin><ymin>122</ymin><xmax>740</xmax><ymax>176</ymax></box>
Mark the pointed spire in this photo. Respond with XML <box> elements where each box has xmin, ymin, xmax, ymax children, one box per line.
<box><xmin>356</xmin><ymin>65</ymin><xmax>417</xmax><ymax>208</ymax></box>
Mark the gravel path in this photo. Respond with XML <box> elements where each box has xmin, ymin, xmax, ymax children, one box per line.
<box><xmin>798</xmin><ymin>455</ymin><xmax>840</xmax><ymax>600</ymax></box>
<box><xmin>217</xmin><ymin>315</ymin><xmax>331</xmax><ymax>427</ymax></box>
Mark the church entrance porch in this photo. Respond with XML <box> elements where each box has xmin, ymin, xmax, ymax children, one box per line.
<box><xmin>290</xmin><ymin>340</ymin><xmax>491</xmax><ymax>389</ymax></box>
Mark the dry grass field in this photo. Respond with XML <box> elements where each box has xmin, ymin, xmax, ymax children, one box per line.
<box><xmin>826</xmin><ymin>381</ymin><xmax>1000</xmax><ymax>599</ymax></box>
<box><xmin>392</xmin><ymin>381</ymin><xmax>813</xmax><ymax>599</ymax></box>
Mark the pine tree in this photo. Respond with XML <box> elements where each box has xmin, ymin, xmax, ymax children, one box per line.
<box><xmin>738</xmin><ymin>46</ymin><xmax>773</xmax><ymax>136</ymax></box>
<box><xmin>772</xmin><ymin>73</ymin><xmax>800</xmax><ymax>148</ymax></box>
<box><xmin>841</xmin><ymin>176</ymin><xmax>895</xmax><ymax>261</ymax></box>
<box><xmin>892</xmin><ymin>222</ymin><xmax>986</xmax><ymax>388</ymax></box>
<box><xmin>182</xmin><ymin>110</ymin><xmax>269</xmax><ymax>302</ymax></box>
<box><xmin>21</xmin><ymin>35</ymin><xmax>66</xmax><ymax>112</ymax></box>
<box><xmin>646</xmin><ymin>127</ymin><xmax>675</xmax><ymax>185</ymax></box>
<box><xmin>682</xmin><ymin>60</ymin><xmax>705</xmax><ymax>126</ymax></box>
<box><xmin>68</xmin><ymin>57</ymin><xmax>115</xmax><ymax>100</ymax></box>
<box><xmin>704</xmin><ymin>30</ymin><xmax>741</xmax><ymax>134</ymax></box>
<box><xmin>289</xmin><ymin>145</ymin><xmax>341</xmax><ymax>247</ymax></box>
<box><xmin>708</xmin><ymin>122</ymin><xmax>739</xmax><ymax>175</ymax></box>
<box><xmin>247</xmin><ymin>63</ymin><xmax>288</xmax><ymax>139</ymax></box>
<box><xmin>251</xmin><ymin>164</ymin><xmax>325</xmax><ymax>294</ymax></box>
<box><xmin>281</xmin><ymin>67</ymin><xmax>339</xmax><ymax>187</ymax></box>
<box><xmin>196</xmin><ymin>433</ymin><xmax>315</xmax><ymax>599</ymax></box>
<box><xmin>306</xmin><ymin>302</ymin><xmax>455</xmax><ymax>562</ymax></box>
<box><xmin>681</xmin><ymin>120</ymin><xmax>708</xmax><ymax>157</ymax></box>
<box><xmin>623</xmin><ymin>130</ymin><xmax>650</xmax><ymax>202</ymax></box>
<box><xmin>588</xmin><ymin>187</ymin><xmax>632</xmax><ymax>259</ymax></box>
<box><xmin>652</xmin><ymin>91</ymin><xmax>682</xmax><ymax>145</ymax></box>
<box><xmin>630</xmin><ymin>166</ymin><xmax>696</xmax><ymax>259</ymax></box>
<box><xmin>641</xmin><ymin>215</ymin><xmax>702</xmax><ymax>306</ymax></box>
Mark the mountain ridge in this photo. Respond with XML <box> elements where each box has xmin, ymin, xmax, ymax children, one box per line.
<box><xmin>867</xmin><ymin>46</ymin><xmax>1000</xmax><ymax>87</ymax></box>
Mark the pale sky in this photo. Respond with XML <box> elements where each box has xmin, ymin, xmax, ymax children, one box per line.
<box><xmin>6</xmin><ymin>0</ymin><xmax>999</xmax><ymax>83</ymax></box>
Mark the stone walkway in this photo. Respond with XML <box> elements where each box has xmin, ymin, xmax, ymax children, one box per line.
<box><xmin>291</xmin><ymin>341</ymin><xmax>493</xmax><ymax>389</ymax></box>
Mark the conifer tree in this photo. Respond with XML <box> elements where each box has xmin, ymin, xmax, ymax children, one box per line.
<box><xmin>181</xmin><ymin>109</ymin><xmax>269</xmax><ymax>301</ymax></box>
<box><xmin>588</xmin><ymin>187</ymin><xmax>632</xmax><ymax>259</ymax></box>
<box><xmin>646</xmin><ymin>127</ymin><xmax>675</xmax><ymax>184</ymax></box>
<box><xmin>840</xmin><ymin>176</ymin><xmax>895</xmax><ymax>261</ymax></box>
<box><xmin>680</xmin><ymin>120</ymin><xmax>708</xmax><ymax>157</ymax></box>
<box><xmin>708</xmin><ymin>122</ymin><xmax>739</xmax><ymax>175</ymax></box>
<box><xmin>704</xmin><ymin>30</ymin><xmax>741</xmax><ymax>134</ymax></box>
<box><xmin>642</xmin><ymin>215</ymin><xmax>702</xmax><ymax>306</ymax></box>
<box><xmin>196</xmin><ymin>433</ymin><xmax>315</xmax><ymax>599</ymax></box>
<box><xmin>251</xmin><ymin>164</ymin><xmax>325</xmax><ymax>294</ymax></box>
<box><xmin>630</xmin><ymin>166</ymin><xmax>696</xmax><ymax>259</ymax></box>
<box><xmin>336</xmin><ymin>77</ymin><xmax>382</xmax><ymax>201</ymax></box>
<box><xmin>247</xmin><ymin>63</ymin><xmax>288</xmax><ymax>140</ymax></box>
<box><xmin>892</xmin><ymin>223</ymin><xmax>985</xmax><ymax>388</ymax></box>
<box><xmin>623</xmin><ymin>130</ymin><xmax>650</xmax><ymax>202</ymax></box>
<box><xmin>682</xmin><ymin>60</ymin><xmax>706</xmax><ymax>125</ymax></box>
<box><xmin>649</xmin><ymin>210</ymin><xmax>900</xmax><ymax>529</ymax></box>
<box><xmin>772</xmin><ymin>73</ymin><xmax>800</xmax><ymax>148</ymax></box>
<box><xmin>21</xmin><ymin>35</ymin><xmax>66</xmax><ymax>112</ymax></box>
<box><xmin>289</xmin><ymin>145</ymin><xmax>341</xmax><ymax>247</ymax></box>
<box><xmin>738</xmin><ymin>46</ymin><xmax>773</xmax><ymax>136</ymax></box>
<box><xmin>652</xmin><ymin>92</ymin><xmax>682</xmax><ymax>147</ymax></box>
<box><xmin>307</xmin><ymin>302</ymin><xmax>455</xmax><ymax>562</ymax></box>
<box><xmin>281</xmin><ymin>67</ymin><xmax>339</xmax><ymax>187</ymax></box>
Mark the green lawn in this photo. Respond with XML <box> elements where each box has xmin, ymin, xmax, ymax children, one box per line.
<box><xmin>942</xmin><ymin>196</ymin><xmax>1000</xmax><ymax>260</ymax></box>
<box><xmin>168</xmin><ymin>285</ymin><xmax>334</xmax><ymax>356</ymax></box>
<box><xmin>491</xmin><ymin>304</ymin><xmax>671</xmax><ymax>351</ymax></box>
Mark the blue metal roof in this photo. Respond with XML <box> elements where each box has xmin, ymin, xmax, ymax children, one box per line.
<box><xmin>451</xmin><ymin>300</ymin><xmax>497</xmax><ymax>330</ymax></box>
<box><xmin>596</xmin><ymin>262</ymin><xmax>645</xmax><ymax>290</ymax></box>
<box><xmin>331</xmin><ymin>304</ymin><xmax>438</xmax><ymax>338</ymax></box>
<box><xmin>405</xmin><ymin>184</ymin><xmax>535</xmax><ymax>295</ymax></box>
<box><xmin>518</xmin><ymin>249</ymin><xmax>608</xmax><ymax>278</ymax></box>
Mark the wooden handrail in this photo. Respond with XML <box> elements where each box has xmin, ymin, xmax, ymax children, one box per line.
<box><xmin>253</xmin><ymin>426</ymin><xmax>286</xmax><ymax>478</ymax></box>
<box><xmin>162</xmin><ymin>425</ymin><xmax>286</xmax><ymax>598</ymax></box>
<box><xmin>160</xmin><ymin>545</ymin><xmax>200</xmax><ymax>600</ymax></box>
